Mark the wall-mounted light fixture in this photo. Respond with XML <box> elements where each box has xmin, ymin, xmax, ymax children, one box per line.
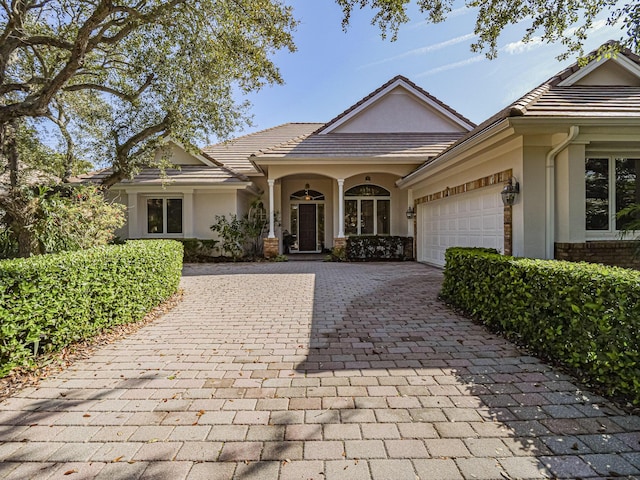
<box><xmin>304</xmin><ymin>183</ymin><xmax>311</xmax><ymax>201</ymax></box>
<box><xmin>501</xmin><ymin>177</ymin><xmax>520</xmax><ymax>206</ymax></box>
<box><xmin>406</xmin><ymin>206</ymin><xmax>416</xmax><ymax>219</ymax></box>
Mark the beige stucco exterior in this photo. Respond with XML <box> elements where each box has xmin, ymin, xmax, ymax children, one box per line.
<box><xmin>103</xmin><ymin>51</ymin><xmax>640</xmax><ymax>264</ymax></box>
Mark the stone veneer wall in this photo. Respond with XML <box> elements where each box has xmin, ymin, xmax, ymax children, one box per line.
<box><xmin>263</xmin><ymin>238</ymin><xmax>279</xmax><ymax>259</ymax></box>
<box><xmin>555</xmin><ymin>241</ymin><xmax>640</xmax><ymax>269</ymax></box>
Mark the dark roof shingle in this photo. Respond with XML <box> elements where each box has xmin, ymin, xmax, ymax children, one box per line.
<box><xmin>72</xmin><ymin>165</ymin><xmax>249</xmax><ymax>186</ymax></box>
<box><xmin>255</xmin><ymin>133</ymin><xmax>465</xmax><ymax>159</ymax></box>
<box><xmin>203</xmin><ymin>123</ymin><xmax>323</xmax><ymax>174</ymax></box>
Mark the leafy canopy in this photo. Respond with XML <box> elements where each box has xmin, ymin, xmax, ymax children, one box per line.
<box><xmin>336</xmin><ymin>0</ymin><xmax>638</xmax><ymax>59</ymax></box>
<box><xmin>1</xmin><ymin>0</ymin><xmax>297</xmax><ymax>185</ymax></box>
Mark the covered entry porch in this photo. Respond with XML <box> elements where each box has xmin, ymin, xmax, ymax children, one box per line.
<box><xmin>260</xmin><ymin>169</ymin><xmax>414</xmax><ymax>257</ymax></box>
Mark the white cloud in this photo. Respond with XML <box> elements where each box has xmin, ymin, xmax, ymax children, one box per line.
<box><xmin>361</xmin><ymin>33</ymin><xmax>476</xmax><ymax>69</ymax></box>
<box><xmin>415</xmin><ymin>54</ymin><xmax>485</xmax><ymax>77</ymax></box>
<box><xmin>504</xmin><ymin>17</ymin><xmax>616</xmax><ymax>55</ymax></box>
<box><xmin>503</xmin><ymin>37</ymin><xmax>545</xmax><ymax>55</ymax></box>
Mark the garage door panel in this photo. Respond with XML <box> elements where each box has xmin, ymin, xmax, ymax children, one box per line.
<box><xmin>417</xmin><ymin>186</ymin><xmax>504</xmax><ymax>267</ymax></box>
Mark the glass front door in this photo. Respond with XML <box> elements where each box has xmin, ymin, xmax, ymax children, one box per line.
<box><xmin>290</xmin><ymin>203</ymin><xmax>324</xmax><ymax>252</ymax></box>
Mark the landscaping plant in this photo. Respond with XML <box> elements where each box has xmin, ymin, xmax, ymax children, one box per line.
<box><xmin>0</xmin><ymin>240</ymin><xmax>183</xmax><ymax>375</ymax></box>
<box><xmin>441</xmin><ymin>247</ymin><xmax>640</xmax><ymax>404</ymax></box>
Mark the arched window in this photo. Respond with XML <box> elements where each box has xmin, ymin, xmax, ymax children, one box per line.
<box><xmin>290</xmin><ymin>189</ymin><xmax>325</xmax><ymax>201</ymax></box>
<box><xmin>344</xmin><ymin>184</ymin><xmax>390</xmax><ymax>236</ymax></box>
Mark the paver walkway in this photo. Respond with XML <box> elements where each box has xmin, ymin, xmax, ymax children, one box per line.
<box><xmin>1</xmin><ymin>262</ymin><xmax>639</xmax><ymax>480</ymax></box>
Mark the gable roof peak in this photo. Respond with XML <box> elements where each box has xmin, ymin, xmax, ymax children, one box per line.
<box><xmin>315</xmin><ymin>75</ymin><xmax>476</xmax><ymax>135</ymax></box>
<box><xmin>552</xmin><ymin>41</ymin><xmax>640</xmax><ymax>87</ymax></box>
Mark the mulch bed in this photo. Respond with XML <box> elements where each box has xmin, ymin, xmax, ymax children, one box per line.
<box><xmin>0</xmin><ymin>291</ymin><xmax>183</xmax><ymax>402</ymax></box>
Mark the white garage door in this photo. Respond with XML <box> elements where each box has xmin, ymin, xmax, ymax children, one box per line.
<box><xmin>417</xmin><ymin>186</ymin><xmax>504</xmax><ymax>267</ymax></box>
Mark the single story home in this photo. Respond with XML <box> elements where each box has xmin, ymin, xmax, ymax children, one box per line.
<box><xmin>76</xmin><ymin>42</ymin><xmax>640</xmax><ymax>268</ymax></box>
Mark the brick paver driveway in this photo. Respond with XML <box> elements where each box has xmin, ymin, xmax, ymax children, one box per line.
<box><xmin>1</xmin><ymin>262</ymin><xmax>640</xmax><ymax>479</ymax></box>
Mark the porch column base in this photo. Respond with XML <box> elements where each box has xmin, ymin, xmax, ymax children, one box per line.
<box><xmin>263</xmin><ymin>238</ymin><xmax>280</xmax><ymax>259</ymax></box>
<box><xmin>333</xmin><ymin>237</ymin><xmax>347</xmax><ymax>250</ymax></box>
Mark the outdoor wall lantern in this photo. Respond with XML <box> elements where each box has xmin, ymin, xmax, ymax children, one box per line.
<box><xmin>406</xmin><ymin>206</ymin><xmax>416</xmax><ymax>219</ymax></box>
<box><xmin>304</xmin><ymin>183</ymin><xmax>312</xmax><ymax>201</ymax></box>
<box><xmin>501</xmin><ymin>176</ymin><xmax>520</xmax><ymax>206</ymax></box>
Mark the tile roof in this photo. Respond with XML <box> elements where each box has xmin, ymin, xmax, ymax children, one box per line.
<box><xmin>254</xmin><ymin>133</ymin><xmax>464</xmax><ymax>160</ymax></box>
<box><xmin>523</xmin><ymin>86</ymin><xmax>640</xmax><ymax>116</ymax></box>
<box><xmin>406</xmin><ymin>44</ymin><xmax>640</xmax><ymax>177</ymax></box>
<box><xmin>315</xmin><ymin>75</ymin><xmax>476</xmax><ymax>133</ymax></box>
<box><xmin>203</xmin><ymin>123</ymin><xmax>323</xmax><ymax>174</ymax></box>
<box><xmin>71</xmin><ymin>165</ymin><xmax>250</xmax><ymax>186</ymax></box>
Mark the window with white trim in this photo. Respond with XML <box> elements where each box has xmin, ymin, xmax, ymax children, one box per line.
<box><xmin>344</xmin><ymin>184</ymin><xmax>390</xmax><ymax>236</ymax></box>
<box><xmin>586</xmin><ymin>157</ymin><xmax>640</xmax><ymax>232</ymax></box>
<box><xmin>146</xmin><ymin>197</ymin><xmax>183</xmax><ymax>235</ymax></box>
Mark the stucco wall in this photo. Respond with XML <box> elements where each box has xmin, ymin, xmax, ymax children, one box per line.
<box><xmin>331</xmin><ymin>87</ymin><xmax>467</xmax><ymax>134</ymax></box>
<box><xmin>410</xmin><ymin>136</ymin><xmax>526</xmax><ymax>256</ymax></box>
<box><xmin>105</xmin><ymin>191</ymin><xmax>128</xmax><ymax>241</ymax></box>
<box><xmin>113</xmin><ymin>188</ymin><xmax>245</xmax><ymax>240</ymax></box>
<box><xmin>193</xmin><ymin>191</ymin><xmax>238</xmax><ymax>239</ymax></box>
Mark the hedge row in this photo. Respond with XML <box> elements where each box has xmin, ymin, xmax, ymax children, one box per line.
<box><xmin>441</xmin><ymin>247</ymin><xmax>640</xmax><ymax>403</ymax></box>
<box><xmin>0</xmin><ymin>240</ymin><xmax>183</xmax><ymax>375</ymax></box>
<box><xmin>346</xmin><ymin>236</ymin><xmax>414</xmax><ymax>261</ymax></box>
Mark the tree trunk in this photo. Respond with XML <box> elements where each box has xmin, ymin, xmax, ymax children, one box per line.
<box><xmin>6</xmin><ymin>119</ymin><xmax>18</xmax><ymax>188</ymax></box>
<box><xmin>1</xmin><ymin>120</ymin><xmax>38</xmax><ymax>257</ymax></box>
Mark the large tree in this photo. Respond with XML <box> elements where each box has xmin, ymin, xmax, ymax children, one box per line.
<box><xmin>336</xmin><ymin>0</ymin><xmax>639</xmax><ymax>59</ymax></box>
<box><xmin>1</xmin><ymin>0</ymin><xmax>296</xmax><ymax>183</ymax></box>
<box><xmin>0</xmin><ymin>0</ymin><xmax>297</xmax><ymax>255</ymax></box>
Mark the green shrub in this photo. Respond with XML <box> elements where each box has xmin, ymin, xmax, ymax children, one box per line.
<box><xmin>1</xmin><ymin>184</ymin><xmax>126</xmax><ymax>258</ymax></box>
<box><xmin>325</xmin><ymin>246</ymin><xmax>347</xmax><ymax>262</ymax></box>
<box><xmin>179</xmin><ymin>238</ymin><xmax>219</xmax><ymax>262</ymax></box>
<box><xmin>346</xmin><ymin>236</ymin><xmax>413</xmax><ymax>261</ymax></box>
<box><xmin>441</xmin><ymin>247</ymin><xmax>640</xmax><ymax>404</ymax></box>
<box><xmin>0</xmin><ymin>240</ymin><xmax>183</xmax><ymax>375</ymax></box>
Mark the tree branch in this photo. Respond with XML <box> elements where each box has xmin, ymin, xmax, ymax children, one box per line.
<box><xmin>46</xmin><ymin>99</ymin><xmax>75</xmax><ymax>181</ymax></box>
<box><xmin>63</xmin><ymin>73</ymin><xmax>154</xmax><ymax>102</ymax></box>
<box><xmin>19</xmin><ymin>35</ymin><xmax>75</xmax><ymax>49</ymax></box>
<box><xmin>101</xmin><ymin>114</ymin><xmax>172</xmax><ymax>188</ymax></box>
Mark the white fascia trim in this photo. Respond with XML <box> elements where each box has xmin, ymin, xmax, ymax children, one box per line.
<box><xmin>396</xmin><ymin>119</ymin><xmax>512</xmax><ymax>189</ymax></box>
<box><xmin>320</xmin><ymin>79</ymin><xmax>475</xmax><ymax>134</ymax></box>
<box><xmin>120</xmin><ymin>183</ymin><xmax>254</xmax><ymax>194</ymax></box>
<box><xmin>557</xmin><ymin>55</ymin><xmax>640</xmax><ymax>86</ymax></box>
<box><xmin>255</xmin><ymin>158</ymin><xmax>426</xmax><ymax>165</ymax></box>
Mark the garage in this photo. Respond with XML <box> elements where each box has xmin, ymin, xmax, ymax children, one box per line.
<box><xmin>417</xmin><ymin>186</ymin><xmax>504</xmax><ymax>267</ymax></box>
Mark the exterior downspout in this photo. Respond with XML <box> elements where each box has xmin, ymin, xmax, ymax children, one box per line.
<box><xmin>545</xmin><ymin>126</ymin><xmax>579</xmax><ymax>259</ymax></box>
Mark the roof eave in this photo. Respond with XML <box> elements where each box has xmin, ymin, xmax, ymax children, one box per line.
<box><xmin>397</xmin><ymin>119</ymin><xmax>513</xmax><ymax>189</ymax></box>
<box><xmin>253</xmin><ymin>156</ymin><xmax>431</xmax><ymax>165</ymax></box>
<box><xmin>113</xmin><ymin>181</ymin><xmax>256</xmax><ymax>190</ymax></box>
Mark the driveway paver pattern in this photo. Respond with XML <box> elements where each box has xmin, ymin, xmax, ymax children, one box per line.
<box><xmin>1</xmin><ymin>261</ymin><xmax>639</xmax><ymax>479</ymax></box>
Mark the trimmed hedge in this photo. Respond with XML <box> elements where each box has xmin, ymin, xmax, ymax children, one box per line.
<box><xmin>346</xmin><ymin>236</ymin><xmax>414</xmax><ymax>261</ymax></box>
<box><xmin>441</xmin><ymin>247</ymin><xmax>640</xmax><ymax>403</ymax></box>
<box><xmin>0</xmin><ymin>240</ymin><xmax>183</xmax><ymax>375</ymax></box>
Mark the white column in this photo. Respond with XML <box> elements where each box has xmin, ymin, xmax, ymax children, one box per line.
<box><xmin>337</xmin><ymin>178</ymin><xmax>345</xmax><ymax>238</ymax></box>
<box><xmin>127</xmin><ymin>191</ymin><xmax>138</xmax><ymax>238</ymax></box>
<box><xmin>407</xmin><ymin>188</ymin><xmax>414</xmax><ymax>237</ymax></box>
<box><xmin>268</xmin><ymin>179</ymin><xmax>276</xmax><ymax>238</ymax></box>
<box><xmin>183</xmin><ymin>191</ymin><xmax>194</xmax><ymax>238</ymax></box>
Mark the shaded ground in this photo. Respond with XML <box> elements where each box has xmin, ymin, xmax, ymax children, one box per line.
<box><xmin>0</xmin><ymin>261</ymin><xmax>639</xmax><ymax>479</ymax></box>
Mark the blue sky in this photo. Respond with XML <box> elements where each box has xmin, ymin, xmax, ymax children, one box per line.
<box><xmin>230</xmin><ymin>0</ymin><xmax>620</xmax><ymax>138</ymax></box>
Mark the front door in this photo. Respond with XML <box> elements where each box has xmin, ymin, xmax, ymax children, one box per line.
<box><xmin>298</xmin><ymin>204</ymin><xmax>317</xmax><ymax>251</ymax></box>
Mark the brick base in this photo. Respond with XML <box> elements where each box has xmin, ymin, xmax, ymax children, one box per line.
<box><xmin>333</xmin><ymin>238</ymin><xmax>347</xmax><ymax>250</ymax></box>
<box><xmin>263</xmin><ymin>238</ymin><xmax>279</xmax><ymax>259</ymax></box>
<box><xmin>555</xmin><ymin>241</ymin><xmax>640</xmax><ymax>269</ymax></box>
